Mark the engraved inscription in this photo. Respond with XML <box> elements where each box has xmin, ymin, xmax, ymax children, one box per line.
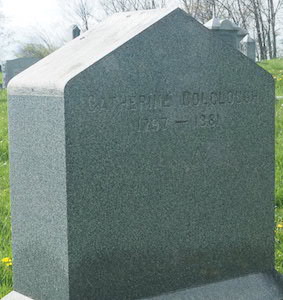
<box><xmin>86</xmin><ymin>90</ymin><xmax>258</xmax><ymax>133</ymax></box>
<box><xmin>138</xmin><ymin>117</ymin><xmax>168</xmax><ymax>133</ymax></box>
<box><xmin>181</xmin><ymin>91</ymin><xmax>257</xmax><ymax>107</ymax></box>
<box><xmin>88</xmin><ymin>96</ymin><xmax>107</xmax><ymax>111</ymax></box>
<box><xmin>194</xmin><ymin>113</ymin><xmax>220</xmax><ymax>128</ymax></box>
<box><xmin>175</xmin><ymin>120</ymin><xmax>189</xmax><ymax>124</ymax></box>
<box><xmin>116</xmin><ymin>94</ymin><xmax>173</xmax><ymax>112</ymax></box>
<box><xmin>87</xmin><ymin>90</ymin><xmax>258</xmax><ymax>112</ymax></box>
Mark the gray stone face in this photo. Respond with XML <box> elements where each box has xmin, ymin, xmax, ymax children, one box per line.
<box><xmin>7</xmin><ymin>7</ymin><xmax>278</xmax><ymax>300</ymax></box>
<box><xmin>2</xmin><ymin>57</ymin><xmax>40</xmax><ymax>88</ymax></box>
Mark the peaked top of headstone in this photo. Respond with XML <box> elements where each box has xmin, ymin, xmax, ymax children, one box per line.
<box><xmin>8</xmin><ymin>7</ymin><xmax>180</xmax><ymax>96</ymax></box>
<box><xmin>220</xmin><ymin>19</ymin><xmax>239</xmax><ymax>31</ymax></box>
<box><xmin>242</xmin><ymin>34</ymin><xmax>255</xmax><ymax>43</ymax></box>
<box><xmin>237</xmin><ymin>27</ymin><xmax>248</xmax><ymax>38</ymax></box>
<box><xmin>72</xmin><ymin>24</ymin><xmax>80</xmax><ymax>30</ymax></box>
<box><xmin>204</xmin><ymin>17</ymin><xmax>221</xmax><ymax>29</ymax></box>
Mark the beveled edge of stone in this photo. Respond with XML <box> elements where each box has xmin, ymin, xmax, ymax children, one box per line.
<box><xmin>1</xmin><ymin>291</ymin><xmax>34</xmax><ymax>300</ymax></box>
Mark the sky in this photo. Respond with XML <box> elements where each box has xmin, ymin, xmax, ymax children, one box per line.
<box><xmin>1</xmin><ymin>0</ymin><xmax>103</xmax><ymax>59</ymax></box>
<box><xmin>3</xmin><ymin>0</ymin><xmax>60</xmax><ymax>28</ymax></box>
<box><xmin>1</xmin><ymin>0</ymin><xmax>62</xmax><ymax>59</ymax></box>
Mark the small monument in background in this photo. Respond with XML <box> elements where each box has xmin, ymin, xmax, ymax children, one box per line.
<box><xmin>241</xmin><ymin>34</ymin><xmax>256</xmax><ymax>61</ymax></box>
<box><xmin>204</xmin><ymin>17</ymin><xmax>256</xmax><ymax>60</ymax></box>
<box><xmin>72</xmin><ymin>25</ymin><xmax>81</xmax><ymax>39</ymax></box>
<box><xmin>2</xmin><ymin>57</ymin><xmax>41</xmax><ymax>88</ymax></box>
<box><xmin>236</xmin><ymin>27</ymin><xmax>248</xmax><ymax>49</ymax></box>
<box><xmin>204</xmin><ymin>18</ymin><xmax>239</xmax><ymax>49</ymax></box>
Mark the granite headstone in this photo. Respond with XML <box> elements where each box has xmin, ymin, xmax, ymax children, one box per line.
<box><xmin>72</xmin><ymin>25</ymin><xmax>81</xmax><ymax>39</ymax></box>
<box><xmin>5</xmin><ymin>7</ymin><xmax>281</xmax><ymax>300</ymax></box>
<box><xmin>204</xmin><ymin>18</ymin><xmax>239</xmax><ymax>49</ymax></box>
<box><xmin>236</xmin><ymin>27</ymin><xmax>248</xmax><ymax>49</ymax></box>
<box><xmin>241</xmin><ymin>34</ymin><xmax>256</xmax><ymax>61</ymax></box>
<box><xmin>2</xmin><ymin>57</ymin><xmax>40</xmax><ymax>88</ymax></box>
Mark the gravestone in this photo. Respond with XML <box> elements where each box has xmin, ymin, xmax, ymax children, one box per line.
<box><xmin>236</xmin><ymin>27</ymin><xmax>248</xmax><ymax>49</ymax></box>
<box><xmin>72</xmin><ymin>25</ymin><xmax>81</xmax><ymax>39</ymax></box>
<box><xmin>204</xmin><ymin>18</ymin><xmax>239</xmax><ymax>49</ymax></box>
<box><xmin>241</xmin><ymin>34</ymin><xmax>256</xmax><ymax>61</ymax></box>
<box><xmin>2</xmin><ymin>57</ymin><xmax>41</xmax><ymax>88</ymax></box>
<box><xmin>5</xmin><ymin>7</ymin><xmax>281</xmax><ymax>300</ymax></box>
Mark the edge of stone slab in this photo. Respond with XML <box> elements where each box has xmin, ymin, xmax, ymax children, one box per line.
<box><xmin>143</xmin><ymin>270</ymin><xmax>283</xmax><ymax>300</ymax></box>
<box><xmin>1</xmin><ymin>291</ymin><xmax>34</xmax><ymax>300</ymax></box>
<box><xmin>2</xmin><ymin>271</ymin><xmax>283</xmax><ymax>300</ymax></box>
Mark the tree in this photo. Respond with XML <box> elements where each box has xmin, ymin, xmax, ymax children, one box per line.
<box><xmin>59</xmin><ymin>0</ymin><xmax>95</xmax><ymax>32</ymax></box>
<box><xmin>180</xmin><ymin>0</ymin><xmax>252</xmax><ymax>26</ymax></box>
<box><xmin>181</xmin><ymin>0</ymin><xmax>227</xmax><ymax>23</ymax></box>
<box><xmin>180</xmin><ymin>0</ymin><xmax>283</xmax><ymax>60</ymax></box>
<box><xmin>15</xmin><ymin>43</ymin><xmax>57</xmax><ymax>59</ymax></box>
<box><xmin>101</xmin><ymin>0</ymin><xmax>166</xmax><ymax>15</ymax></box>
<box><xmin>15</xmin><ymin>27</ymin><xmax>61</xmax><ymax>58</ymax></box>
<box><xmin>265</xmin><ymin>0</ymin><xmax>282</xmax><ymax>58</ymax></box>
<box><xmin>244</xmin><ymin>0</ymin><xmax>282</xmax><ymax>59</ymax></box>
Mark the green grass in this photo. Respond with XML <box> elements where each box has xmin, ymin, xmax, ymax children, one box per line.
<box><xmin>258</xmin><ymin>59</ymin><xmax>283</xmax><ymax>96</ymax></box>
<box><xmin>1</xmin><ymin>61</ymin><xmax>283</xmax><ymax>297</ymax></box>
<box><xmin>275</xmin><ymin>208</ymin><xmax>283</xmax><ymax>273</ymax></box>
<box><xmin>275</xmin><ymin>98</ymin><xmax>283</xmax><ymax>207</ymax></box>
<box><xmin>0</xmin><ymin>89</ymin><xmax>12</xmax><ymax>298</ymax></box>
<box><xmin>259</xmin><ymin>59</ymin><xmax>283</xmax><ymax>208</ymax></box>
<box><xmin>266</xmin><ymin>59</ymin><xmax>283</xmax><ymax>273</ymax></box>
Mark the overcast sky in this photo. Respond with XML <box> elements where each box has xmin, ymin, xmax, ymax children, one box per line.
<box><xmin>1</xmin><ymin>0</ymin><xmax>61</xmax><ymax>59</ymax></box>
<box><xmin>1</xmin><ymin>0</ymin><xmax>102</xmax><ymax>59</ymax></box>
<box><xmin>3</xmin><ymin>0</ymin><xmax>60</xmax><ymax>27</ymax></box>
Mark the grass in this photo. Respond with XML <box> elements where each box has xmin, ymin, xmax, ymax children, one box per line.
<box><xmin>258</xmin><ymin>59</ymin><xmax>283</xmax><ymax>96</ymax></box>
<box><xmin>275</xmin><ymin>208</ymin><xmax>283</xmax><ymax>273</ymax></box>
<box><xmin>275</xmin><ymin>98</ymin><xmax>283</xmax><ymax>208</ymax></box>
<box><xmin>1</xmin><ymin>60</ymin><xmax>283</xmax><ymax>296</ymax></box>
<box><xmin>0</xmin><ymin>89</ymin><xmax>12</xmax><ymax>298</ymax></box>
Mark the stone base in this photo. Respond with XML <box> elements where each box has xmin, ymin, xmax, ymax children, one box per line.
<box><xmin>2</xmin><ymin>271</ymin><xmax>283</xmax><ymax>300</ymax></box>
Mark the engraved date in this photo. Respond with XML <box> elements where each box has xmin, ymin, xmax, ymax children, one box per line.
<box><xmin>195</xmin><ymin>113</ymin><xmax>220</xmax><ymax>128</ymax></box>
<box><xmin>138</xmin><ymin>117</ymin><xmax>168</xmax><ymax>133</ymax></box>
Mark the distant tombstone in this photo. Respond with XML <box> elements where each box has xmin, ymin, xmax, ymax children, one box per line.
<box><xmin>5</xmin><ymin>7</ymin><xmax>281</xmax><ymax>300</ymax></box>
<box><xmin>236</xmin><ymin>27</ymin><xmax>248</xmax><ymax>49</ymax></box>
<box><xmin>72</xmin><ymin>25</ymin><xmax>81</xmax><ymax>39</ymax></box>
<box><xmin>2</xmin><ymin>57</ymin><xmax>40</xmax><ymax>88</ymax></box>
<box><xmin>241</xmin><ymin>34</ymin><xmax>256</xmax><ymax>61</ymax></box>
<box><xmin>204</xmin><ymin>18</ymin><xmax>239</xmax><ymax>48</ymax></box>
